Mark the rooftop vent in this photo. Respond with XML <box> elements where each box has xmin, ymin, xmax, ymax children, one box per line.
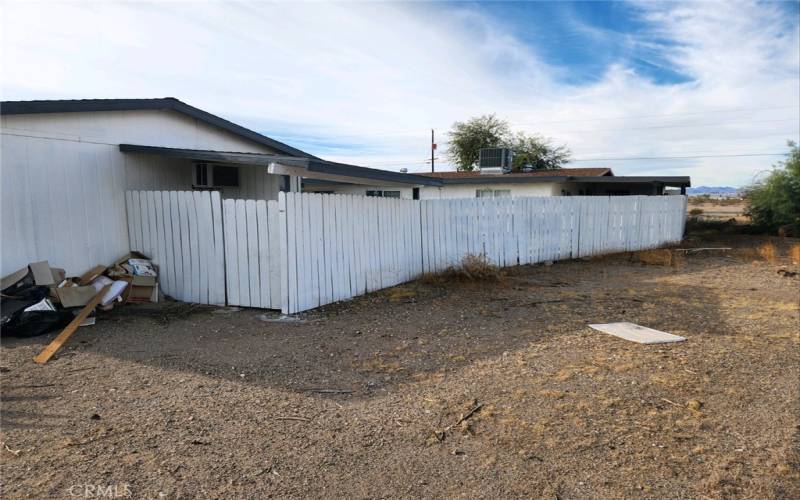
<box><xmin>478</xmin><ymin>148</ymin><xmax>513</xmax><ymax>174</ymax></box>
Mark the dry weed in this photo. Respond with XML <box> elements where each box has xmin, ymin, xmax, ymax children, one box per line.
<box><xmin>634</xmin><ymin>249</ymin><xmax>683</xmax><ymax>267</ymax></box>
<box><xmin>384</xmin><ymin>286</ymin><xmax>416</xmax><ymax>302</ymax></box>
<box><xmin>418</xmin><ymin>253</ymin><xmax>501</xmax><ymax>284</ymax></box>
<box><xmin>758</xmin><ymin>243</ymin><xmax>778</xmax><ymax>264</ymax></box>
<box><xmin>790</xmin><ymin>244</ymin><xmax>800</xmax><ymax>265</ymax></box>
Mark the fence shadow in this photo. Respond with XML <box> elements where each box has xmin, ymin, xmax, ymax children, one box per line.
<box><xmin>3</xmin><ymin>251</ymin><xmax>756</xmax><ymax>402</ymax></box>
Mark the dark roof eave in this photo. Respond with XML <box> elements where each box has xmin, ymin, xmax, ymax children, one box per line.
<box><xmin>570</xmin><ymin>176</ymin><xmax>691</xmax><ymax>187</ymax></box>
<box><xmin>306</xmin><ymin>159</ymin><xmax>441</xmax><ymax>186</ymax></box>
<box><xmin>1</xmin><ymin>98</ymin><xmax>314</xmax><ymax>159</ymax></box>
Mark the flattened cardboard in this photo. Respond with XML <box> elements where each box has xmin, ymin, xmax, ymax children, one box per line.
<box><xmin>57</xmin><ymin>286</ymin><xmax>98</xmax><ymax>308</ymax></box>
<box><xmin>29</xmin><ymin>261</ymin><xmax>55</xmax><ymax>285</ymax></box>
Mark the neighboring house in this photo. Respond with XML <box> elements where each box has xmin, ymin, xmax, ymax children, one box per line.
<box><xmin>304</xmin><ymin>165</ymin><xmax>691</xmax><ymax>199</ymax></box>
<box><xmin>0</xmin><ymin>98</ymin><xmax>438</xmax><ymax>275</ymax></box>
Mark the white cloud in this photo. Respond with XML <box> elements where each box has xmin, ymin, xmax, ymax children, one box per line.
<box><xmin>1</xmin><ymin>0</ymin><xmax>797</xmax><ymax>186</ymax></box>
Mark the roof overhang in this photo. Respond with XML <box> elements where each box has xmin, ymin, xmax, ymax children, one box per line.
<box><xmin>119</xmin><ymin>144</ymin><xmax>442</xmax><ymax>187</ymax></box>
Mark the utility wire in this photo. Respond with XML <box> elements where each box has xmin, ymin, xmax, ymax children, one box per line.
<box><xmin>567</xmin><ymin>152</ymin><xmax>788</xmax><ymax>162</ymax></box>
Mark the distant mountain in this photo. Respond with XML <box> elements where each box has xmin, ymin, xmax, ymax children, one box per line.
<box><xmin>686</xmin><ymin>186</ymin><xmax>741</xmax><ymax>195</ymax></box>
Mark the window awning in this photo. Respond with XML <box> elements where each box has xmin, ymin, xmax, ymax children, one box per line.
<box><xmin>118</xmin><ymin>144</ymin><xmax>442</xmax><ymax>187</ymax></box>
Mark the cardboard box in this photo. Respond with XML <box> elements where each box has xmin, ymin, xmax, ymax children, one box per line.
<box><xmin>111</xmin><ymin>252</ymin><xmax>158</xmax><ymax>303</ymax></box>
<box><xmin>127</xmin><ymin>283</ymin><xmax>159</xmax><ymax>303</ymax></box>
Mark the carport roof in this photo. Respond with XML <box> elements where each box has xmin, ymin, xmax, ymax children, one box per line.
<box><xmin>119</xmin><ymin>144</ymin><xmax>443</xmax><ymax>187</ymax></box>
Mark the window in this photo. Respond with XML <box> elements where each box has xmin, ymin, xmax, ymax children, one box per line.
<box><xmin>366</xmin><ymin>190</ymin><xmax>401</xmax><ymax>198</ymax></box>
<box><xmin>476</xmin><ymin>189</ymin><xmax>511</xmax><ymax>198</ymax></box>
<box><xmin>194</xmin><ymin>163</ymin><xmax>240</xmax><ymax>188</ymax></box>
<box><xmin>195</xmin><ymin>163</ymin><xmax>210</xmax><ymax>186</ymax></box>
<box><xmin>212</xmin><ymin>165</ymin><xmax>239</xmax><ymax>187</ymax></box>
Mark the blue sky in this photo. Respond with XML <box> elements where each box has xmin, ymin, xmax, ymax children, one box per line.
<box><xmin>2</xmin><ymin>1</ymin><xmax>799</xmax><ymax>186</ymax></box>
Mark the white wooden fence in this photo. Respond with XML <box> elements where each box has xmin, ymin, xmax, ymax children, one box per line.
<box><xmin>280</xmin><ymin>193</ymin><xmax>687</xmax><ymax>314</ymax></box>
<box><xmin>222</xmin><ymin>199</ymin><xmax>282</xmax><ymax>309</ymax></box>
<box><xmin>127</xmin><ymin>191</ymin><xmax>686</xmax><ymax>313</ymax></box>
<box><xmin>278</xmin><ymin>193</ymin><xmax>423</xmax><ymax>314</ymax></box>
<box><xmin>125</xmin><ymin>190</ymin><xmax>225</xmax><ymax>305</ymax></box>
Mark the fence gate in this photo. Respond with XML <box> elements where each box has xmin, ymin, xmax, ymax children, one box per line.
<box><xmin>125</xmin><ymin>190</ymin><xmax>226</xmax><ymax>305</ymax></box>
<box><xmin>221</xmin><ymin>199</ymin><xmax>282</xmax><ymax>309</ymax></box>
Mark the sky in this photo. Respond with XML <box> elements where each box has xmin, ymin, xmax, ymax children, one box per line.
<box><xmin>2</xmin><ymin>0</ymin><xmax>798</xmax><ymax>187</ymax></box>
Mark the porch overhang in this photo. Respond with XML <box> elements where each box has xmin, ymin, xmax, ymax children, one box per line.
<box><xmin>118</xmin><ymin>144</ymin><xmax>441</xmax><ymax>187</ymax></box>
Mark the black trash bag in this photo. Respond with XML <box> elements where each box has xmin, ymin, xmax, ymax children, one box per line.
<box><xmin>2</xmin><ymin>310</ymin><xmax>74</xmax><ymax>338</ymax></box>
<box><xmin>1</xmin><ymin>285</ymin><xmax>51</xmax><ymax>325</ymax></box>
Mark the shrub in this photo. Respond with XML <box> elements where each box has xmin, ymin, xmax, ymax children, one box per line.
<box><xmin>745</xmin><ymin>141</ymin><xmax>800</xmax><ymax>232</ymax></box>
<box><xmin>689</xmin><ymin>208</ymin><xmax>704</xmax><ymax>216</ymax></box>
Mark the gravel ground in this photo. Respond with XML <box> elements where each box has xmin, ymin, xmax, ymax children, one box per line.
<box><xmin>1</xmin><ymin>235</ymin><xmax>798</xmax><ymax>499</ymax></box>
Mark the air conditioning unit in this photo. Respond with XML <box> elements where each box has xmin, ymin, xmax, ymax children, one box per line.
<box><xmin>478</xmin><ymin>148</ymin><xmax>513</xmax><ymax>174</ymax></box>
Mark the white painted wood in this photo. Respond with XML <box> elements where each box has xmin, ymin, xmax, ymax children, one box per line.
<box><xmin>255</xmin><ymin>200</ymin><xmax>270</xmax><ymax>309</ymax></box>
<box><xmin>589</xmin><ymin>322</ymin><xmax>686</xmax><ymax>344</ymax></box>
<box><xmin>235</xmin><ymin>200</ymin><xmax>250</xmax><ymax>307</ymax></box>
<box><xmin>245</xmin><ymin>199</ymin><xmax>261</xmax><ymax>308</ymax></box>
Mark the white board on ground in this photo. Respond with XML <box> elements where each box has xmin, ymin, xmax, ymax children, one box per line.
<box><xmin>588</xmin><ymin>322</ymin><xmax>686</xmax><ymax>344</ymax></box>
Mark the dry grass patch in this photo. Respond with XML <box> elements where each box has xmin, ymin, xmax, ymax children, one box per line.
<box><xmin>790</xmin><ymin>243</ymin><xmax>800</xmax><ymax>265</ymax></box>
<box><xmin>418</xmin><ymin>253</ymin><xmax>502</xmax><ymax>284</ymax></box>
<box><xmin>758</xmin><ymin>242</ymin><xmax>778</xmax><ymax>264</ymax></box>
<box><xmin>634</xmin><ymin>249</ymin><xmax>684</xmax><ymax>268</ymax></box>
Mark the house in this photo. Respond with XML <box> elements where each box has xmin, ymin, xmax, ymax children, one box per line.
<box><xmin>303</xmin><ymin>166</ymin><xmax>691</xmax><ymax>199</ymax></box>
<box><xmin>0</xmin><ymin>98</ymin><xmax>438</xmax><ymax>276</ymax></box>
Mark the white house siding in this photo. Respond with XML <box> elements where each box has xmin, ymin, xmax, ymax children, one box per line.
<box><xmin>304</xmin><ymin>181</ymin><xmax>559</xmax><ymax>200</ymax></box>
<box><xmin>0</xmin><ymin>109</ymin><xmax>293</xmax><ymax>276</ymax></box>
<box><xmin>419</xmin><ymin>182</ymin><xmax>558</xmax><ymax>199</ymax></box>
<box><xmin>305</xmin><ymin>183</ymin><xmax>415</xmax><ymax>199</ymax></box>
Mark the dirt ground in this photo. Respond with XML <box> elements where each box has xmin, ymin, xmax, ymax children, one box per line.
<box><xmin>2</xmin><ymin>235</ymin><xmax>799</xmax><ymax>499</ymax></box>
<box><xmin>688</xmin><ymin>198</ymin><xmax>748</xmax><ymax>221</ymax></box>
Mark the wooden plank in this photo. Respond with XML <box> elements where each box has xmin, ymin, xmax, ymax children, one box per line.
<box><xmin>186</xmin><ymin>191</ymin><xmax>201</xmax><ymax>303</ymax></box>
<box><xmin>307</xmin><ymin>194</ymin><xmax>321</xmax><ymax>308</ymax></box>
<box><xmin>235</xmin><ymin>199</ymin><xmax>251</xmax><ymax>307</ymax></box>
<box><xmin>256</xmin><ymin>200</ymin><xmax>270</xmax><ymax>309</ymax></box>
<box><xmin>125</xmin><ymin>192</ymin><xmax>139</xmax><ymax>254</ymax></box>
<box><xmin>178</xmin><ymin>192</ymin><xmax>192</xmax><ymax>302</ymax></box>
<box><xmin>193</xmin><ymin>191</ymin><xmax>210</xmax><ymax>304</ymax></box>
<box><xmin>245</xmin><ymin>199</ymin><xmax>261</xmax><ymax>308</ymax></box>
<box><xmin>208</xmin><ymin>192</ymin><xmax>224</xmax><ymax>305</ymax></box>
<box><xmin>152</xmin><ymin>192</ymin><xmax>167</xmax><ymax>294</ymax></box>
<box><xmin>169</xmin><ymin>191</ymin><xmax>184</xmax><ymax>301</ymax></box>
<box><xmin>321</xmin><ymin>195</ymin><xmax>335</xmax><ymax>300</ymax></box>
<box><xmin>146</xmin><ymin>191</ymin><xmax>158</xmax><ymax>261</ymax></box>
<box><xmin>159</xmin><ymin>191</ymin><xmax>175</xmax><ymax>299</ymax></box>
<box><xmin>223</xmin><ymin>198</ymin><xmax>240</xmax><ymax>307</ymax></box>
<box><xmin>34</xmin><ymin>285</ymin><xmax>111</xmax><ymax>364</ymax></box>
<box><xmin>267</xmin><ymin>200</ymin><xmax>281</xmax><ymax>309</ymax></box>
<box><xmin>77</xmin><ymin>265</ymin><xmax>106</xmax><ymax>286</ymax></box>
<box><xmin>278</xmin><ymin>192</ymin><xmax>290</xmax><ymax>314</ymax></box>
